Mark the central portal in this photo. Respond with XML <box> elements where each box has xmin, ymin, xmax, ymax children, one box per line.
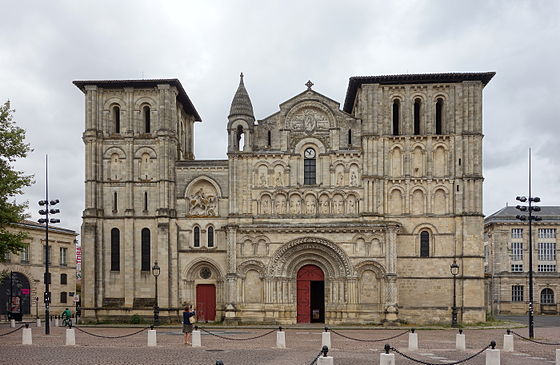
<box><xmin>297</xmin><ymin>265</ymin><xmax>325</xmax><ymax>323</ymax></box>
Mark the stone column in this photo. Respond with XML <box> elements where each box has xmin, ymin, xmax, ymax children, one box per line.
<box><xmin>384</xmin><ymin>224</ymin><xmax>399</xmax><ymax>323</ymax></box>
<box><xmin>225</xmin><ymin>226</ymin><xmax>238</xmax><ymax>322</ymax></box>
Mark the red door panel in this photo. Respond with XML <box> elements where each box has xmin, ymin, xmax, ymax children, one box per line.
<box><xmin>297</xmin><ymin>265</ymin><xmax>324</xmax><ymax>323</ymax></box>
<box><xmin>196</xmin><ymin>284</ymin><xmax>216</xmax><ymax>321</ymax></box>
<box><xmin>297</xmin><ymin>280</ymin><xmax>310</xmax><ymax>323</ymax></box>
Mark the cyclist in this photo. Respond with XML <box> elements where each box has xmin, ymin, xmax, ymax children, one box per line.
<box><xmin>61</xmin><ymin>307</ymin><xmax>72</xmax><ymax>327</ymax></box>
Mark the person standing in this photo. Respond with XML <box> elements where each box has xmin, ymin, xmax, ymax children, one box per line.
<box><xmin>182</xmin><ymin>305</ymin><xmax>196</xmax><ymax>345</ymax></box>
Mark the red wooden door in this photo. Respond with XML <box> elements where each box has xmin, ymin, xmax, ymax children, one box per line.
<box><xmin>297</xmin><ymin>265</ymin><xmax>324</xmax><ymax>323</ymax></box>
<box><xmin>196</xmin><ymin>284</ymin><xmax>216</xmax><ymax>321</ymax></box>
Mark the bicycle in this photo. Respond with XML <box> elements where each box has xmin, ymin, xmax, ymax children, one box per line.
<box><xmin>62</xmin><ymin>316</ymin><xmax>72</xmax><ymax>327</ymax></box>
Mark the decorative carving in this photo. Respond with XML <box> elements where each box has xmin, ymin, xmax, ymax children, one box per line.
<box><xmin>267</xmin><ymin>237</ymin><xmax>354</xmax><ymax>277</ymax></box>
<box><xmin>290</xmin><ymin>108</ymin><xmax>329</xmax><ymax>133</ymax></box>
<box><xmin>200</xmin><ymin>267</ymin><xmax>212</xmax><ymax>279</ymax></box>
<box><xmin>189</xmin><ymin>188</ymin><xmax>217</xmax><ymax>216</ymax></box>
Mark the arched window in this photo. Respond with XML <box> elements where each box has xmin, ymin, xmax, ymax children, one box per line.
<box><xmin>141</xmin><ymin>228</ymin><xmax>150</xmax><ymax>271</ymax></box>
<box><xmin>60</xmin><ymin>273</ymin><xmax>68</xmax><ymax>285</ymax></box>
<box><xmin>420</xmin><ymin>230</ymin><xmax>430</xmax><ymax>257</ymax></box>
<box><xmin>112</xmin><ymin>192</ymin><xmax>118</xmax><ymax>212</ymax></box>
<box><xmin>207</xmin><ymin>226</ymin><xmax>214</xmax><ymax>248</ymax></box>
<box><xmin>113</xmin><ymin>106</ymin><xmax>121</xmax><ymax>134</ymax></box>
<box><xmin>541</xmin><ymin>288</ymin><xmax>554</xmax><ymax>304</ymax></box>
<box><xmin>144</xmin><ymin>191</ymin><xmax>148</xmax><ymax>211</ymax></box>
<box><xmin>143</xmin><ymin>106</ymin><xmax>151</xmax><ymax>133</ymax></box>
<box><xmin>435</xmin><ymin>98</ymin><xmax>443</xmax><ymax>135</ymax></box>
<box><xmin>193</xmin><ymin>226</ymin><xmax>200</xmax><ymax>247</ymax></box>
<box><xmin>303</xmin><ymin>148</ymin><xmax>316</xmax><ymax>185</ymax></box>
<box><xmin>236</xmin><ymin>125</ymin><xmax>245</xmax><ymax>151</ymax></box>
<box><xmin>348</xmin><ymin>129</ymin><xmax>352</xmax><ymax>145</ymax></box>
<box><xmin>414</xmin><ymin>98</ymin><xmax>421</xmax><ymax>135</ymax></box>
<box><xmin>267</xmin><ymin>130</ymin><xmax>272</xmax><ymax>147</ymax></box>
<box><xmin>392</xmin><ymin>100</ymin><xmax>400</xmax><ymax>135</ymax></box>
<box><xmin>110</xmin><ymin>228</ymin><xmax>120</xmax><ymax>271</ymax></box>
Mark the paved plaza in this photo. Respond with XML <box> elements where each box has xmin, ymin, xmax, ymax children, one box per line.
<box><xmin>0</xmin><ymin>322</ymin><xmax>559</xmax><ymax>364</ymax></box>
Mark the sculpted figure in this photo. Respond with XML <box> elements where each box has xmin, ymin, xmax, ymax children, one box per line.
<box><xmin>350</xmin><ymin>171</ymin><xmax>357</xmax><ymax>186</ymax></box>
<box><xmin>337</xmin><ymin>172</ymin><xmax>344</xmax><ymax>186</ymax></box>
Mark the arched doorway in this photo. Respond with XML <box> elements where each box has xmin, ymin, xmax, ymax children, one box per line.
<box><xmin>297</xmin><ymin>265</ymin><xmax>324</xmax><ymax>323</ymax></box>
<box><xmin>0</xmin><ymin>272</ymin><xmax>31</xmax><ymax>319</ymax></box>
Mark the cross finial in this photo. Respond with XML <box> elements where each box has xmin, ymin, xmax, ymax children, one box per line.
<box><xmin>305</xmin><ymin>80</ymin><xmax>314</xmax><ymax>90</ymax></box>
<box><xmin>240</xmin><ymin>72</ymin><xmax>244</xmax><ymax>79</ymax></box>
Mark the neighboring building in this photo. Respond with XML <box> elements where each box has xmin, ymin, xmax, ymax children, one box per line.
<box><xmin>0</xmin><ymin>220</ymin><xmax>78</xmax><ymax>319</ymax></box>
<box><xmin>485</xmin><ymin>206</ymin><xmax>559</xmax><ymax>315</ymax></box>
<box><xmin>75</xmin><ymin>71</ymin><xmax>494</xmax><ymax>324</ymax></box>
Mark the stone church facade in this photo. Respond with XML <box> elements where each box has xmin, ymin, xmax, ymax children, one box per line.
<box><xmin>74</xmin><ymin>71</ymin><xmax>494</xmax><ymax>324</ymax></box>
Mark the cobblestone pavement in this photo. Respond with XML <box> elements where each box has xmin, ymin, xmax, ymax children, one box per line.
<box><xmin>0</xmin><ymin>324</ymin><xmax>559</xmax><ymax>364</ymax></box>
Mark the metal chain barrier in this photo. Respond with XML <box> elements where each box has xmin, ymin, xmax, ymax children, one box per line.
<box><xmin>73</xmin><ymin>326</ymin><xmax>150</xmax><ymax>339</ymax></box>
<box><xmin>388</xmin><ymin>342</ymin><xmax>492</xmax><ymax>365</ymax></box>
<box><xmin>330</xmin><ymin>328</ymin><xmax>409</xmax><ymax>343</ymax></box>
<box><xmin>511</xmin><ymin>330</ymin><xmax>560</xmax><ymax>346</ymax></box>
<box><xmin>308</xmin><ymin>345</ymin><xmax>329</xmax><ymax>365</ymax></box>
<box><xmin>0</xmin><ymin>325</ymin><xmax>24</xmax><ymax>337</ymax></box>
<box><xmin>198</xmin><ymin>326</ymin><xmax>276</xmax><ymax>341</ymax></box>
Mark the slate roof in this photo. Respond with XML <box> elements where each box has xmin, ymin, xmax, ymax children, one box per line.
<box><xmin>343</xmin><ymin>72</ymin><xmax>496</xmax><ymax>114</ymax></box>
<box><xmin>229</xmin><ymin>73</ymin><xmax>254</xmax><ymax>119</ymax></box>
<box><xmin>14</xmin><ymin>220</ymin><xmax>78</xmax><ymax>235</ymax></box>
<box><xmin>73</xmin><ymin>79</ymin><xmax>201</xmax><ymax>121</ymax></box>
<box><xmin>485</xmin><ymin>206</ymin><xmax>560</xmax><ymax>225</ymax></box>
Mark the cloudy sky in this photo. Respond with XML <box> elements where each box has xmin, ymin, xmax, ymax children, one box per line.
<box><xmin>1</xmin><ymin>0</ymin><xmax>559</xmax><ymax>237</ymax></box>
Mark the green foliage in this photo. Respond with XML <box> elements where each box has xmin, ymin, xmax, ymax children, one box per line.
<box><xmin>130</xmin><ymin>314</ymin><xmax>145</xmax><ymax>324</ymax></box>
<box><xmin>0</xmin><ymin>101</ymin><xmax>33</xmax><ymax>261</ymax></box>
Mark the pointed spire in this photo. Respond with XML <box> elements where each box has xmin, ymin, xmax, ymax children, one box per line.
<box><xmin>229</xmin><ymin>72</ymin><xmax>254</xmax><ymax>119</ymax></box>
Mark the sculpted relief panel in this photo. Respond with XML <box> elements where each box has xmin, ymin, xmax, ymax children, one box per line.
<box><xmin>289</xmin><ymin>107</ymin><xmax>330</xmax><ymax>133</ymax></box>
<box><xmin>187</xmin><ymin>180</ymin><xmax>218</xmax><ymax>217</ymax></box>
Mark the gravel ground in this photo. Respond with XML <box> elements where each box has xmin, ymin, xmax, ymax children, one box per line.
<box><xmin>0</xmin><ymin>323</ymin><xmax>559</xmax><ymax>364</ymax></box>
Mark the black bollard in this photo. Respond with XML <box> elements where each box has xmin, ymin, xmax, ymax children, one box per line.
<box><xmin>384</xmin><ymin>344</ymin><xmax>391</xmax><ymax>354</ymax></box>
<box><xmin>321</xmin><ymin>345</ymin><xmax>329</xmax><ymax>357</ymax></box>
<box><xmin>490</xmin><ymin>340</ymin><xmax>496</xmax><ymax>349</ymax></box>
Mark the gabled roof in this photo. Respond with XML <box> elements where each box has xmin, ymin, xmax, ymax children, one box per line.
<box><xmin>343</xmin><ymin>72</ymin><xmax>496</xmax><ymax>114</ymax></box>
<box><xmin>73</xmin><ymin>79</ymin><xmax>201</xmax><ymax>121</ymax></box>
<box><xmin>485</xmin><ymin>206</ymin><xmax>560</xmax><ymax>225</ymax></box>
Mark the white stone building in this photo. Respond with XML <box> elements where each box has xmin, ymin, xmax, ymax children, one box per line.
<box><xmin>75</xmin><ymin>72</ymin><xmax>494</xmax><ymax>324</ymax></box>
<box><xmin>485</xmin><ymin>206</ymin><xmax>559</xmax><ymax>315</ymax></box>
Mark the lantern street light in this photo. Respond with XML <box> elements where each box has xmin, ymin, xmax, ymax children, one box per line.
<box><xmin>151</xmin><ymin>261</ymin><xmax>160</xmax><ymax>325</ymax></box>
<box><xmin>515</xmin><ymin>150</ymin><xmax>541</xmax><ymax>339</ymax></box>
<box><xmin>450</xmin><ymin>261</ymin><xmax>460</xmax><ymax>327</ymax></box>
<box><xmin>38</xmin><ymin>155</ymin><xmax>61</xmax><ymax>335</ymax></box>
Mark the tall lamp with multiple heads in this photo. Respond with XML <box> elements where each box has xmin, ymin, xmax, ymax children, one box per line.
<box><xmin>38</xmin><ymin>155</ymin><xmax>61</xmax><ymax>335</ymax></box>
<box><xmin>450</xmin><ymin>261</ymin><xmax>460</xmax><ymax>327</ymax></box>
<box><xmin>152</xmin><ymin>261</ymin><xmax>160</xmax><ymax>325</ymax></box>
<box><xmin>515</xmin><ymin>148</ymin><xmax>541</xmax><ymax>339</ymax></box>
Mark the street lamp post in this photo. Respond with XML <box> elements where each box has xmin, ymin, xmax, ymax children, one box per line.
<box><xmin>151</xmin><ymin>261</ymin><xmax>160</xmax><ymax>326</ymax></box>
<box><xmin>450</xmin><ymin>261</ymin><xmax>460</xmax><ymax>327</ymax></box>
<box><xmin>515</xmin><ymin>148</ymin><xmax>541</xmax><ymax>339</ymax></box>
<box><xmin>37</xmin><ymin>155</ymin><xmax>61</xmax><ymax>335</ymax></box>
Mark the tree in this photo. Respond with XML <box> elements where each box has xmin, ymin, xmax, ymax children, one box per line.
<box><xmin>0</xmin><ymin>101</ymin><xmax>33</xmax><ymax>261</ymax></box>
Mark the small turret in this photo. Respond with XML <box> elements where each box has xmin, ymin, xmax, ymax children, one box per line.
<box><xmin>228</xmin><ymin>73</ymin><xmax>254</xmax><ymax>152</ymax></box>
<box><xmin>229</xmin><ymin>73</ymin><xmax>254</xmax><ymax>119</ymax></box>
